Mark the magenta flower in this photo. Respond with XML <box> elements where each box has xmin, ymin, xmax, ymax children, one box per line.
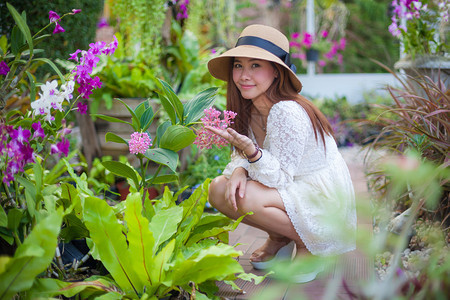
<box><xmin>194</xmin><ymin>108</ymin><xmax>237</xmax><ymax>150</ymax></box>
<box><xmin>77</xmin><ymin>102</ymin><xmax>88</xmax><ymax>114</ymax></box>
<box><xmin>129</xmin><ymin>132</ymin><xmax>152</xmax><ymax>155</ymax></box>
<box><xmin>70</xmin><ymin>36</ymin><xmax>117</xmax><ymax>99</ymax></box>
<box><xmin>32</xmin><ymin>122</ymin><xmax>45</xmax><ymax>139</ymax></box>
<box><xmin>0</xmin><ymin>61</ymin><xmax>10</xmax><ymax>76</ymax></box>
<box><xmin>51</xmin><ymin>138</ymin><xmax>70</xmax><ymax>157</ymax></box>
<box><xmin>53</xmin><ymin>23</ymin><xmax>65</xmax><ymax>34</ymax></box>
<box><xmin>97</xmin><ymin>17</ymin><xmax>109</xmax><ymax>28</ymax></box>
<box><xmin>49</xmin><ymin>11</ymin><xmax>61</xmax><ymax>23</ymax></box>
<box><xmin>49</xmin><ymin>10</ymin><xmax>65</xmax><ymax>34</ymax></box>
<box><xmin>11</xmin><ymin>126</ymin><xmax>31</xmax><ymax>144</ymax></box>
<box><xmin>71</xmin><ymin>9</ymin><xmax>82</xmax><ymax>14</ymax></box>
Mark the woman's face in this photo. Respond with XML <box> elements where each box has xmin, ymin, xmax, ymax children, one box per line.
<box><xmin>232</xmin><ymin>57</ymin><xmax>277</xmax><ymax>102</ymax></box>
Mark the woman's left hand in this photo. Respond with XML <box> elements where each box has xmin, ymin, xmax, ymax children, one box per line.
<box><xmin>205</xmin><ymin>126</ymin><xmax>254</xmax><ymax>154</ymax></box>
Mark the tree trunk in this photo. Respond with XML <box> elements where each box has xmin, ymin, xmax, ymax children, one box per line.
<box><xmin>76</xmin><ymin>105</ymin><xmax>102</xmax><ymax>169</ymax></box>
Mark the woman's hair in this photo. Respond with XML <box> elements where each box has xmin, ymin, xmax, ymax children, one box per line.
<box><xmin>226</xmin><ymin>60</ymin><xmax>334</xmax><ymax>154</ymax></box>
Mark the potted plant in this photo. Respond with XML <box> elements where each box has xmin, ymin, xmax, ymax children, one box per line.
<box><xmin>289</xmin><ymin>30</ymin><xmax>346</xmax><ymax>67</ymax></box>
<box><xmin>389</xmin><ymin>0</ymin><xmax>449</xmax><ymax>76</ymax></box>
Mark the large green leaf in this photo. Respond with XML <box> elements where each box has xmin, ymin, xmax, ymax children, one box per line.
<box><xmin>183</xmin><ymin>87</ymin><xmax>218</xmax><ymax>126</ymax></box>
<box><xmin>28</xmin><ymin>277</ymin><xmax>120</xmax><ymax>299</ymax></box>
<box><xmin>105</xmin><ymin>132</ymin><xmax>128</xmax><ymax>145</ymax></box>
<box><xmin>172</xmin><ymin>245</ymin><xmax>243</xmax><ymax>286</ymax></box>
<box><xmin>159</xmin><ymin>125</ymin><xmax>196</xmax><ymax>152</ymax></box>
<box><xmin>83</xmin><ymin>196</ymin><xmax>143</xmax><ymax>296</ymax></box>
<box><xmin>158</xmin><ymin>79</ymin><xmax>184</xmax><ymax>124</ymax></box>
<box><xmin>144</xmin><ymin>148</ymin><xmax>178</xmax><ymax>173</ymax></box>
<box><xmin>186</xmin><ymin>212</ymin><xmax>250</xmax><ymax>247</ymax></box>
<box><xmin>91</xmin><ymin>114</ymin><xmax>132</xmax><ymax>126</ymax></box>
<box><xmin>140</xmin><ymin>107</ymin><xmax>155</xmax><ymax>132</ymax></box>
<box><xmin>124</xmin><ymin>193</ymin><xmax>155</xmax><ymax>286</ymax></box>
<box><xmin>149</xmin><ymin>206</ymin><xmax>183</xmax><ymax>252</ymax></box>
<box><xmin>116</xmin><ymin>98</ymin><xmax>140</xmax><ymax>131</ymax></box>
<box><xmin>156</xmin><ymin>121</ymin><xmax>171</xmax><ymax>146</ymax></box>
<box><xmin>149</xmin><ymin>239</ymin><xmax>175</xmax><ymax>285</ymax></box>
<box><xmin>148</xmin><ymin>174</ymin><xmax>179</xmax><ymax>185</ymax></box>
<box><xmin>158</xmin><ymin>94</ymin><xmax>177</xmax><ymax>125</ymax></box>
<box><xmin>102</xmin><ymin>161</ymin><xmax>139</xmax><ymax>189</ymax></box>
<box><xmin>32</xmin><ymin>58</ymin><xmax>65</xmax><ymax>84</ymax></box>
<box><xmin>7</xmin><ymin>3</ymin><xmax>33</xmax><ymax>56</ymax></box>
<box><xmin>0</xmin><ymin>210</ymin><xmax>62</xmax><ymax>299</ymax></box>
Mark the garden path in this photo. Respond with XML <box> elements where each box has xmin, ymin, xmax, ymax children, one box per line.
<box><xmin>215</xmin><ymin>146</ymin><xmax>374</xmax><ymax>299</ymax></box>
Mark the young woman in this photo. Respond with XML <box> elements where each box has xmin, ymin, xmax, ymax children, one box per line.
<box><xmin>206</xmin><ymin>24</ymin><xmax>356</xmax><ymax>282</ymax></box>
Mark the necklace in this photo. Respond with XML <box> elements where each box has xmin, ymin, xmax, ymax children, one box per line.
<box><xmin>259</xmin><ymin>113</ymin><xmax>267</xmax><ymax>132</ymax></box>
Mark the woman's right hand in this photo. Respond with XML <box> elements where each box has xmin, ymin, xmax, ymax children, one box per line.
<box><xmin>226</xmin><ymin>167</ymin><xmax>248</xmax><ymax>211</ymax></box>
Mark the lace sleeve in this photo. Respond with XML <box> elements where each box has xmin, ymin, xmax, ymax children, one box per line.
<box><xmin>222</xmin><ymin>149</ymin><xmax>249</xmax><ymax>178</ymax></box>
<box><xmin>247</xmin><ymin>101</ymin><xmax>313</xmax><ymax>188</ymax></box>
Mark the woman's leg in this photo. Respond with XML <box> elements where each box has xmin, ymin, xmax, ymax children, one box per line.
<box><xmin>209</xmin><ymin>175</ymin><xmax>308</xmax><ymax>260</ymax></box>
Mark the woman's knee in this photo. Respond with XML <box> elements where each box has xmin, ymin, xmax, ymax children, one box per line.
<box><xmin>208</xmin><ymin>175</ymin><xmax>227</xmax><ymax>207</ymax></box>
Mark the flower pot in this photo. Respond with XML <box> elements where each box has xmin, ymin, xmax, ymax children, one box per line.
<box><xmin>306</xmin><ymin>49</ymin><xmax>320</xmax><ymax>62</ymax></box>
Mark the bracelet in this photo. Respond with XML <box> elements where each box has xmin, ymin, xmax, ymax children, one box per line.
<box><xmin>245</xmin><ymin>143</ymin><xmax>260</xmax><ymax>159</ymax></box>
<box><xmin>248</xmin><ymin>149</ymin><xmax>262</xmax><ymax>163</ymax></box>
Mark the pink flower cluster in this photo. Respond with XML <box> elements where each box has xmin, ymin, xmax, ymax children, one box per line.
<box><xmin>289</xmin><ymin>31</ymin><xmax>346</xmax><ymax>67</ymax></box>
<box><xmin>69</xmin><ymin>36</ymin><xmax>118</xmax><ymax>99</ymax></box>
<box><xmin>194</xmin><ymin>108</ymin><xmax>237</xmax><ymax>150</ymax></box>
<box><xmin>388</xmin><ymin>0</ymin><xmax>448</xmax><ymax>37</ymax></box>
<box><xmin>129</xmin><ymin>132</ymin><xmax>152</xmax><ymax>155</ymax></box>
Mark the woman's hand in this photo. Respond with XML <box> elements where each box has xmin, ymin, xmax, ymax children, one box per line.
<box><xmin>226</xmin><ymin>167</ymin><xmax>248</xmax><ymax>211</ymax></box>
<box><xmin>205</xmin><ymin>126</ymin><xmax>255</xmax><ymax>156</ymax></box>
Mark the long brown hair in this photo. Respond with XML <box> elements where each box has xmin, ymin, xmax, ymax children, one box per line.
<box><xmin>226</xmin><ymin>61</ymin><xmax>334</xmax><ymax>153</ymax></box>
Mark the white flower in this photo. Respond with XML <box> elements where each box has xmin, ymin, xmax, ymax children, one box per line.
<box><xmin>31</xmin><ymin>80</ymin><xmax>74</xmax><ymax>122</ymax></box>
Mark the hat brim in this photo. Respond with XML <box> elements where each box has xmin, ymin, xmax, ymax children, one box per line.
<box><xmin>208</xmin><ymin>45</ymin><xmax>302</xmax><ymax>92</ymax></box>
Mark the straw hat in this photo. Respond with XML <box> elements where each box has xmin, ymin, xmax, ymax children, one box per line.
<box><xmin>208</xmin><ymin>24</ymin><xmax>302</xmax><ymax>92</ymax></box>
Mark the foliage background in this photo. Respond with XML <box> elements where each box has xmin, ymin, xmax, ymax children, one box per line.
<box><xmin>0</xmin><ymin>0</ymin><xmax>103</xmax><ymax>77</ymax></box>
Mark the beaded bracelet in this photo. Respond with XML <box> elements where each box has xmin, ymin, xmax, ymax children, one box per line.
<box><xmin>245</xmin><ymin>143</ymin><xmax>260</xmax><ymax>159</ymax></box>
<box><xmin>248</xmin><ymin>149</ymin><xmax>262</xmax><ymax>163</ymax></box>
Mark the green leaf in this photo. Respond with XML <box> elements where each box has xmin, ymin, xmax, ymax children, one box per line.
<box><xmin>0</xmin><ymin>35</ymin><xmax>8</xmax><ymax>54</ymax></box>
<box><xmin>158</xmin><ymin>79</ymin><xmax>184</xmax><ymax>123</ymax></box>
<box><xmin>148</xmin><ymin>174</ymin><xmax>179</xmax><ymax>185</ymax></box>
<box><xmin>84</xmin><ymin>196</ymin><xmax>143</xmax><ymax>296</ymax></box>
<box><xmin>149</xmin><ymin>206</ymin><xmax>183</xmax><ymax>252</ymax></box>
<box><xmin>105</xmin><ymin>132</ymin><xmax>128</xmax><ymax>145</ymax></box>
<box><xmin>144</xmin><ymin>148</ymin><xmax>178</xmax><ymax>173</ymax></box>
<box><xmin>32</xmin><ymin>58</ymin><xmax>65</xmax><ymax>84</ymax></box>
<box><xmin>7</xmin><ymin>3</ymin><xmax>33</xmax><ymax>55</ymax></box>
<box><xmin>124</xmin><ymin>193</ymin><xmax>155</xmax><ymax>286</ymax></box>
<box><xmin>160</xmin><ymin>125</ymin><xmax>196</xmax><ymax>152</ymax></box>
<box><xmin>158</xmin><ymin>94</ymin><xmax>177</xmax><ymax>125</ymax></box>
<box><xmin>172</xmin><ymin>245</ymin><xmax>243</xmax><ymax>285</ymax></box>
<box><xmin>10</xmin><ymin>25</ymin><xmax>24</xmax><ymax>55</ymax></box>
<box><xmin>140</xmin><ymin>106</ymin><xmax>155</xmax><ymax>132</ymax></box>
<box><xmin>102</xmin><ymin>161</ymin><xmax>139</xmax><ymax>189</ymax></box>
<box><xmin>156</xmin><ymin>121</ymin><xmax>171</xmax><ymax>146</ymax></box>
<box><xmin>150</xmin><ymin>239</ymin><xmax>175</xmax><ymax>285</ymax></box>
<box><xmin>0</xmin><ymin>206</ymin><xmax>7</xmax><ymax>227</ymax></box>
<box><xmin>116</xmin><ymin>98</ymin><xmax>140</xmax><ymax>131</ymax></box>
<box><xmin>60</xmin><ymin>213</ymin><xmax>89</xmax><ymax>242</ymax></box>
<box><xmin>25</xmin><ymin>71</ymin><xmax>36</xmax><ymax>102</ymax></box>
<box><xmin>92</xmin><ymin>113</ymin><xmax>132</xmax><ymax>126</ymax></box>
<box><xmin>183</xmin><ymin>87</ymin><xmax>218</xmax><ymax>126</ymax></box>
<box><xmin>28</xmin><ymin>277</ymin><xmax>119</xmax><ymax>299</ymax></box>
<box><xmin>7</xmin><ymin>208</ymin><xmax>23</xmax><ymax>231</ymax></box>
<box><xmin>0</xmin><ymin>210</ymin><xmax>62</xmax><ymax>299</ymax></box>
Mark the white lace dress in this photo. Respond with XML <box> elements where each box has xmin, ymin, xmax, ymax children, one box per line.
<box><xmin>223</xmin><ymin>101</ymin><xmax>357</xmax><ymax>256</ymax></box>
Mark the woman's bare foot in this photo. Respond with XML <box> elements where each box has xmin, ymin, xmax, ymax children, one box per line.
<box><xmin>250</xmin><ymin>236</ymin><xmax>291</xmax><ymax>262</ymax></box>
